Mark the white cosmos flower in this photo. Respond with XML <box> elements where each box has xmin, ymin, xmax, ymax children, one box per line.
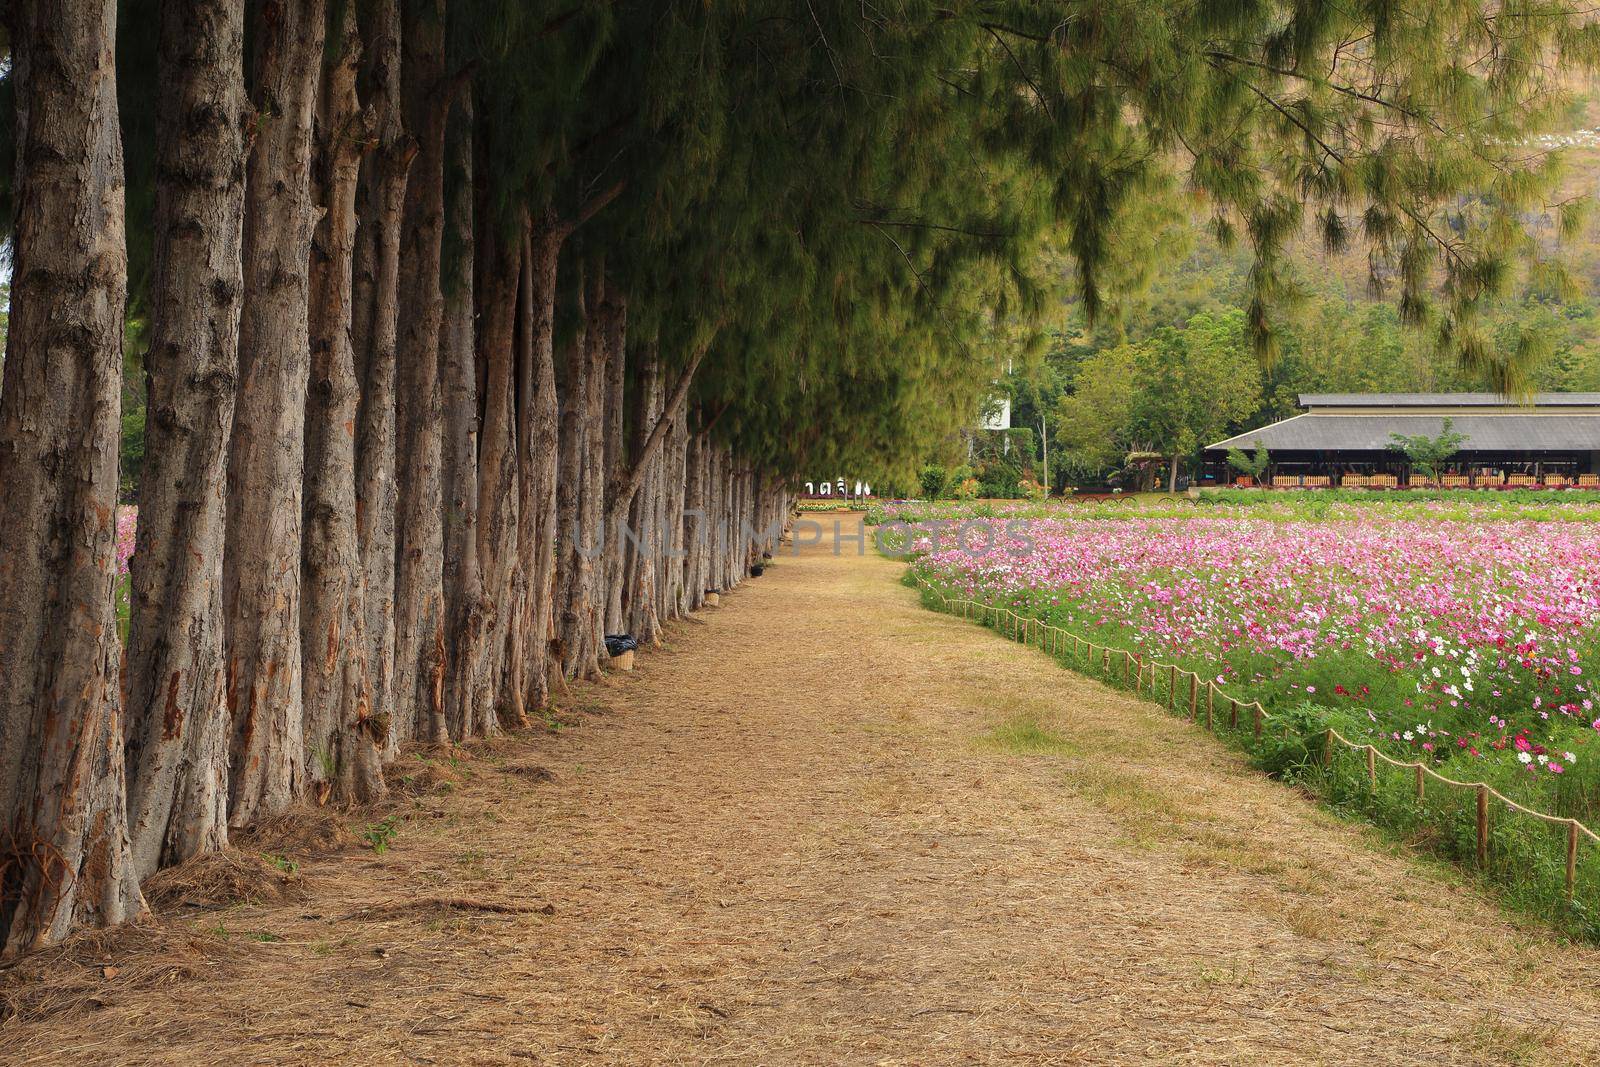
<box><xmin>1519</xmin><ymin>752</ymin><xmax>1534</xmax><ymax>764</ymax></box>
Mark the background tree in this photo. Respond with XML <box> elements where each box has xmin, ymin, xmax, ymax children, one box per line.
<box><xmin>1388</xmin><ymin>417</ymin><xmax>1470</xmax><ymax>484</ymax></box>
<box><xmin>1225</xmin><ymin>441</ymin><xmax>1271</xmax><ymax>484</ymax></box>
<box><xmin>0</xmin><ymin>0</ymin><xmax>144</xmax><ymax>953</ymax></box>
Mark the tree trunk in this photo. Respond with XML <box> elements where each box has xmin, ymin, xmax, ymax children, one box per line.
<box><xmin>621</xmin><ymin>344</ymin><xmax>659</xmax><ymax>636</ymax></box>
<box><xmin>471</xmin><ymin>199</ymin><xmax>521</xmax><ymax>738</ymax></box>
<box><xmin>352</xmin><ymin>0</ymin><xmax>412</xmax><ymax>762</ymax></box>
<box><xmin>659</xmin><ymin>405</ymin><xmax>690</xmax><ymax>623</ymax></box>
<box><xmin>569</xmin><ymin>267</ymin><xmax>615</xmax><ymax>679</ymax></box>
<box><xmin>0</xmin><ymin>0</ymin><xmax>145</xmax><ymax>952</ymax></box>
<box><xmin>224</xmin><ymin>0</ymin><xmax>325</xmax><ymax>828</ymax></box>
<box><xmin>1168</xmin><ymin>454</ymin><xmax>1179</xmax><ymax>494</ymax></box>
<box><xmin>302</xmin><ymin>2</ymin><xmax>384</xmax><ymax>806</ymax></box>
<box><xmin>440</xmin><ymin>87</ymin><xmax>483</xmax><ymax>740</ymax></box>
<box><xmin>682</xmin><ymin>429</ymin><xmax>705</xmax><ymax>612</ymax></box>
<box><xmin>522</xmin><ymin>214</ymin><xmax>564</xmax><ymax>712</ymax></box>
<box><xmin>124</xmin><ymin>0</ymin><xmax>249</xmax><ymax>879</ymax></box>
<box><xmin>555</xmin><ymin>264</ymin><xmax>594</xmax><ymax>679</ymax></box>
<box><xmin>393</xmin><ymin>0</ymin><xmax>449</xmax><ymax>744</ymax></box>
<box><xmin>601</xmin><ymin>305</ymin><xmax>629</xmax><ymax>637</ymax></box>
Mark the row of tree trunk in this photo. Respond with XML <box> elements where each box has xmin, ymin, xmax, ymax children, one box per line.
<box><xmin>0</xmin><ymin>0</ymin><xmax>790</xmax><ymax>955</ymax></box>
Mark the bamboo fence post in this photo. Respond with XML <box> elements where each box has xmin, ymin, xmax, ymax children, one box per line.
<box><xmin>1187</xmin><ymin>673</ymin><xmax>1198</xmax><ymax>720</ymax></box>
<box><xmin>1477</xmin><ymin>786</ymin><xmax>1489</xmax><ymax>868</ymax></box>
<box><xmin>1229</xmin><ymin>697</ymin><xmax>1238</xmax><ymax>729</ymax></box>
<box><xmin>1568</xmin><ymin>821</ymin><xmax>1580</xmax><ymax>900</ymax></box>
<box><xmin>1366</xmin><ymin>745</ymin><xmax>1376</xmax><ymax>788</ymax></box>
<box><xmin>1102</xmin><ymin>646</ymin><xmax>1109</xmax><ymax>677</ymax></box>
<box><xmin>1135</xmin><ymin>656</ymin><xmax>1143</xmax><ymax>694</ymax></box>
<box><xmin>1124</xmin><ymin>650</ymin><xmax>1132</xmax><ymax>688</ymax></box>
<box><xmin>1414</xmin><ymin>764</ymin><xmax>1425</xmax><ymax>802</ymax></box>
<box><xmin>1168</xmin><ymin>665</ymin><xmax>1177</xmax><ymax>710</ymax></box>
<box><xmin>1323</xmin><ymin>728</ymin><xmax>1333</xmax><ymax>768</ymax></box>
<box><xmin>1252</xmin><ymin>703</ymin><xmax>1263</xmax><ymax>741</ymax></box>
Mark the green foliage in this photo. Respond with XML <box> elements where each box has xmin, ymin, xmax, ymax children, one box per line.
<box><xmin>360</xmin><ymin>815</ymin><xmax>401</xmax><ymax>856</ymax></box>
<box><xmin>1129</xmin><ymin>311</ymin><xmax>1261</xmax><ymax>478</ymax></box>
<box><xmin>1388</xmin><ymin>417</ymin><xmax>1470</xmax><ymax>481</ymax></box>
<box><xmin>1225</xmin><ymin>441</ymin><xmax>1270</xmax><ymax>480</ymax></box>
<box><xmin>1051</xmin><ymin>309</ymin><xmax>1259</xmax><ymax>485</ymax></box>
<box><xmin>438</xmin><ymin>0</ymin><xmax>1600</xmax><ymax>486</ymax></box>
<box><xmin>119</xmin><ymin>404</ymin><xmax>145</xmax><ymax>504</ymax></box>
<box><xmin>918</xmin><ymin>465</ymin><xmax>947</xmax><ymax>499</ymax></box>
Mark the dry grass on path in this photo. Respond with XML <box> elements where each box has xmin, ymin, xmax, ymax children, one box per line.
<box><xmin>5</xmin><ymin>515</ymin><xmax>1600</xmax><ymax>1065</ymax></box>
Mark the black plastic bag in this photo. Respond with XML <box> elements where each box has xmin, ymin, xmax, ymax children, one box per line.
<box><xmin>604</xmin><ymin>633</ymin><xmax>638</xmax><ymax>657</ymax></box>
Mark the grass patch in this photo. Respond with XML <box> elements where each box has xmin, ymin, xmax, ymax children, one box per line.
<box><xmin>982</xmin><ymin>713</ymin><xmax>1080</xmax><ymax>757</ymax></box>
<box><xmin>1455</xmin><ymin>1016</ymin><xmax>1562</xmax><ymax>1065</ymax></box>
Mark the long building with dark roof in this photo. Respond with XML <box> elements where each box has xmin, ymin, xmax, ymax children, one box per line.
<box><xmin>1202</xmin><ymin>393</ymin><xmax>1600</xmax><ymax>488</ymax></box>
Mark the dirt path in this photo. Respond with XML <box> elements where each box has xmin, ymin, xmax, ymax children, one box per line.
<box><xmin>8</xmin><ymin>514</ymin><xmax>1600</xmax><ymax>1065</ymax></box>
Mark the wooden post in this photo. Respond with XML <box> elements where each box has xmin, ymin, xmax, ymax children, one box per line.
<box><xmin>1323</xmin><ymin>728</ymin><xmax>1333</xmax><ymax>768</ymax></box>
<box><xmin>1135</xmin><ymin>656</ymin><xmax>1143</xmax><ymax>694</ymax></box>
<box><xmin>1168</xmin><ymin>665</ymin><xmax>1177</xmax><ymax>710</ymax></box>
<box><xmin>1187</xmin><ymin>673</ymin><xmax>1198</xmax><ymax>720</ymax></box>
<box><xmin>1414</xmin><ymin>764</ymin><xmax>1425</xmax><ymax>802</ymax></box>
<box><xmin>1477</xmin><ymin>786</ymin><xmax>1489</xmax><ymax>868</ymax></box>
<box><xmin>1253</xmin><ymin>703</ymin><xmax>1263</xmax><ymax>741</ymax></box>
<box><xmin>1568</xmin><ymin>820</ymin><xmax>1580</xmax><ymax>900</ymax></box>
<box><xmin>1123</xmin><ymin>650</ymin><xmax>1132</xmax><ymax>687</ymax></box>
<box><xmin>1229</xmin><ymin>698</ymin><xmax>1238</xmax><ymax>729</ymax></box>
<box><xmin>1101</xmin><ymin>646</ymin><xmax>1109</xmax><ymax>677</ymax></box>
<box><xmin>1205</xmin><ymin>682</ymin><xmax>1214</xmax><ymax>730</ymax></box>
<box><xmin>1365</xmin><ymin>745</ymin><xmax>1376</xmax><ymax>787</ymax></box>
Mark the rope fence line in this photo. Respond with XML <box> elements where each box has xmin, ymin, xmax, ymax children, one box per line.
<box><xmin>915</xmin><ymin>578</ymin><xmax>1596</xmax><ymax>900</ymax></box>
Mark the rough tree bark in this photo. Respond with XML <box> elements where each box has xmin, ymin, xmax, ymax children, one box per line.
<box><xmin>303</xmin><ymin>2</ymin><xmax>384</xmax><ymax>806</ymax></box>
<box><xmin>124</xmin><ymin>0</ymin><xmax>249</xmax><ymax>879</ymax></box>
<box><xmin>352</xmin><ymin>0</ymin><xmax>413</xmax><ymax>761</ymax></box>
<box><xmin>225</xmin><ymin>0</ymin><xmax>325</xmax><ymax>827</ymax></box>
<box><xmin>624</xmin><ymin>352</ymin><xmax>662</xmax><ymax>641</ymax></box>
<box><xmin>656</xmin><ymin>403</ymin><xmax>690</xmax><ymax>627</ymax></box>
<box><xmin>469</xmin><ymin>197</ymin><xmax>522</xmax><ymax>733</ymax></box>
<box><xmin>684</xmin><ymin>428</ymin><xmax>705</xmax><ymax>613</ymax></box>
<box><xmin>559</xmin><ymin>264</ymin><xmax>614</xmax><ymax>680</ymax></box>
<box><xmin>0</xmin><ymin>0</ymin><xmax>145</xmax><ymax>953</ymax></box>
<box><xmin>440</xmin><ymin>87</ymin><xmax>484</xmax><ymax>740</ymax></box>
<box><xmin>619</xmin><ymin>344</ymin><xmax>659</xmax><ymax>634</ymax></box>
<box><xmin>600</xmin><ymin>306</ymin><xmax>629</xmax><ymax>637</ymax></box>
<box><xmin>554</xmin><ymin>265</ymin><xmax>590</xmax><ymax>680</ymax></box>
<box><xmin>393</xmin><ymin>0</ymin><xmax>449</xmax><ymax>744</ymax></box>
<box><xmin>522</xmin><ymin>214</ymin><xmax>565</xmax><ymax>713</ymax></box>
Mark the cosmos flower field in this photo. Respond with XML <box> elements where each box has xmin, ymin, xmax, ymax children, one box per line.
<box><xmin>884</xmin><ymin>494</ymin><xmax>1600</xmax><ymax>908</ymax></box>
